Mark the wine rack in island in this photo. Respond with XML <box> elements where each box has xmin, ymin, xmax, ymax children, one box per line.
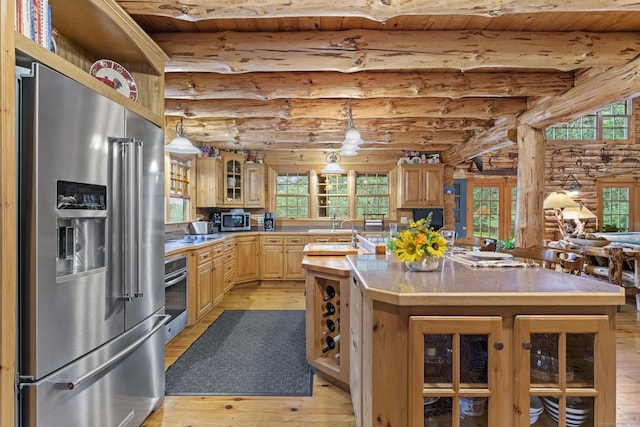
<box><xmin>304</xmin><ymin>270</ymin><xmax>351</xmax><ymax>391</ymax></box>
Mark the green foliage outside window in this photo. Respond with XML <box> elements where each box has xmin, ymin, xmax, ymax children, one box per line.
<box><xmin>355</xmin><ymin>173</ymin><xmax>389</xmax><ymax>218</ymax></box>
<box><xmin>275</xmin><ymin>173</ymin><xmax>309</xmax><ymax>218</ymax></box>
<box><xmin>472</xmin><ymin>187</ymin><xmax>500</xmax><ymax>239</ymax></box>
<box><xmin>545</xmin><ymin>101</ymin><xmax>630</xmax><ymax>141</ymax></box>
<box><xmin>601</xmin><ymin>187</ymin><xmax>630</xmax><ymax>231</ymax></box>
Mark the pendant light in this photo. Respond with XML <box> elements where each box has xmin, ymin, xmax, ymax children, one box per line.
<box><xmin>321</xmin><ymin>151</ymin><xmax>345</xmax><ymax>174</ymax></box>
<box><xmin>341</xmin><ymin>100</ymin><xmax>364</xmax><ymax>150</ymax></box>
<box><xmin>164</xmin><ymin>117</ymin><xmax>201</xmax><ymax>154</ymax></box>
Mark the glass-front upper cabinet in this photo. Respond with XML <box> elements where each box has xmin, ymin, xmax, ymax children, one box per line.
<box><xmin>222</xmin><ymin>152</ymin><xmax>244</xmax><ymax>206</ymax></box>
<box><xmin>514</xmin><ymin>315</ymin><xmax>612</xmax><ymax>427</ymax></box>
<box><xmin>408</xmin><ymin>316</ymin><xmax>503</xmax><ymax>427</ymax></box>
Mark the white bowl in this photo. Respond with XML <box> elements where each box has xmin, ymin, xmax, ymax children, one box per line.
<box><xmin>530</xmin><ymin>396</ymin><xmax>544</xmax><ymax>415</ymax></box>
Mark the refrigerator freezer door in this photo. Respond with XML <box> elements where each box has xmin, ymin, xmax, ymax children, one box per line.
<box><xmin>20</xmin><ymin>311</ymin><xmax>169</xmax><ymax>427</ymax></box>
<box><xmin>19</xmin><ymin>64</ymin><xmax>125</xmax><ymax>380</ymax></box>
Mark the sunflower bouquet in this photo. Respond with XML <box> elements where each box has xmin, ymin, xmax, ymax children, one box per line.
<box><xmin>386</xmin><ymin>214</ymin><xmax>447</xmax><ymax>264</ymax></box>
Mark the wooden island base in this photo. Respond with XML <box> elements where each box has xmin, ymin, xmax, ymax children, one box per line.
<box><xmin>304</xmin><ymin>251</ymin><xmax>624</xmax><ymax>427</ymax></box>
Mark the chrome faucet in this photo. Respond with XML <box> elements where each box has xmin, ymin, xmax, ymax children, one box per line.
<box><xmin>331</xmin><ymin>212</ymin><xmax>337</xmax><ymax>231</ymax></box>
<box><xmin>340</xmin><ymin>219</ymin><xmax>357</xmax><ymax>248</ymax></box>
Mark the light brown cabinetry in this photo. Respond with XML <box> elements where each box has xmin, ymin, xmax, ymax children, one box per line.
<box><xmin>14</xmin><ymin>1</ymin><xmax>166</xmax><ymax>126</ymax></box>
<box><xmin>194</xmin><ymin>247</ymin><xmax>214</xmax><ymax>321</ymax></box>
<box><xmin>406</xmin><ymin>314</ymin><xmax>612</xmax><ymax>426</ymax></box>
<box><xmin>222</xmin><ymin>238</ymin><xmax>236</xmax><ymax>293</ymax></box>
<box><xmin>260</xmin><ymin>235</ymin><xmax>284</xmax><ymax>279</ymax></box>
<box><xmin>348</xmin><ymin>275</ymin><xmax>618</xmax><ymax>427</ymax></box>
<box><xmin>305</xmin><ymin>269</ymin><xmax>351</xmax><ymax>391</ymax></box>
<box><xmin>193</xmin><ymin>243</ymin><xmax>224</xmax><ymax>322</ymax></box>
<box><xmin>222</xmin><ymin>152</ymin><xmax>244</xmax><ymax>206</ymax></box>
<box><xmin>309</xmin><ymin>234</ymin><xmax>353</xmax><ymax>244</ymax></box>
<box><xmin>260</xmin><ymin>234</ymin><xmax>308</xmax><ymax>280</ymax></box>
<box><xmin>398</xmin><ymin>164</ymin><xmax>444</xmax><ymax>208</ymax></box>
<box><xmin>212</xmin><ymin>243</ymin><xmax>225</xmax><ymax>305</ymax></box>
<box><xmin>283</xmin><ymin>236</ymin><xmax>307</xmax><ymax>280</ymax></box>
<box><xmin>235</xmin><ymin>235</ymin><xmax>260</xmax><ymax>283</ymax></box>
<box><xmin>195</xmin><ymin>157</ymin><xmax>219</xmax><ymax>207</ymax></box>
<box><xmin>244</xmin><ymin>163</ymin><xmax>265</xmax><ymax>208</ymax></box>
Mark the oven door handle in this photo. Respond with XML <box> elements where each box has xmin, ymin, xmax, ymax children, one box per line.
<box><xmin>165</xmin><ymin>271</ymin><xmax>188</xmax><ymax>287</ymax></box>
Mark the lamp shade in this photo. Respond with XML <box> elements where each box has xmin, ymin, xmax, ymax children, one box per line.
<box><xmin>543</xmin><ymin>191</ymin><xmax>579</xmax><ymax>209</ymax></box>
<box><xmin>562</xmin><ymin>205</ymin><xmax>596</xmax><ymax>220</ymax></box>
<box><xmin>321</xmin><ymin>161</ymin><xmax>345</xmax><ymax>174</ymax></box>
<box><xmin>164</xmin><ymin>136</ymin><xmax>201</xmax><ymax>154</ymax></box>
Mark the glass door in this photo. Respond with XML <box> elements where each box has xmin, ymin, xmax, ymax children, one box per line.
<box><xmin>514</xmin><ymin>315</ymin><xmax>612</xmax><ymax>427</ymax></box>
<box><xmin>408</xmin><ymin>316</ymin><xmax>503</xmax><ymax>427</ymax></box>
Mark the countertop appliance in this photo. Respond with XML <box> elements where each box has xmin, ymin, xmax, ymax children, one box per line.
<box><xmin>220</xmin><ymin>210</ymin><xmax>251</xmax><ymax>231</ymax></box>
<box><xmin>16</xmin><ymin>64</ymin><xmax>169</xmax><ymax>427</ymax></box>
<box><xmin>264</xmin><ymin>212</ymin><xmax>276</xmax><ymax>231</ymax></box>
<box><xmin>164</xmin><ymin>256</ymin><xmax>188</xmax><ymax>343</ymax></box>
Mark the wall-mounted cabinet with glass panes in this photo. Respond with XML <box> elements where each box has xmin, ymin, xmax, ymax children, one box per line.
<box><xmin>317</xmin><ymin>173</ymin><xmax>349</xmax><ymax>218</ymax></box>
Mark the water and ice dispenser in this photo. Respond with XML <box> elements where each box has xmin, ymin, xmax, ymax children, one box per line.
<box><xmin>56</xmin><ymin>181</ymin><xmax>107</xmax><ymax>278</ymax></box>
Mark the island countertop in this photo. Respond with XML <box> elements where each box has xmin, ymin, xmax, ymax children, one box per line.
<box><xmin>346</xmin><ymin>254</ymin><xmax>625</xmax><ymax>307</ymax></box>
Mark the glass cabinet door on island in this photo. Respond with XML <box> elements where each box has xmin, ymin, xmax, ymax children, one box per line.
<box><xmin>514</xmin><ymin>315</ymin><xmax>611</xmax><ymax>427</ymax></box>
<box><xmin>408</xmin><ymin>316</ymin><xmax>503</xmax><ymax>427</ymax></box>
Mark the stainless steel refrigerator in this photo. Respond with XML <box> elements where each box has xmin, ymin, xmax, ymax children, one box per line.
<box><xmin>16</xmin><ymin>63</ymin><xmax>168</xmax><ymax>427</ymax></box>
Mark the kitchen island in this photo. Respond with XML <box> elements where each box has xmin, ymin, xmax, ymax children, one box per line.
<box><xmin>305</xmin><ymin>252</ymin><xmax>625</xmax><ymax>427</ymax></box>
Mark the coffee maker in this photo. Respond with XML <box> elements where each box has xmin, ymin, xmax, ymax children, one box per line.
<box><xmin>264</xmin><ymin>212</ymin><xmax>275</xmax><ymax>231</ymax></box>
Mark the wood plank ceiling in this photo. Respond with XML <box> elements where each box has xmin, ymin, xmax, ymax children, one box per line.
<box><xmin>117</xmin><ymin>1</ymin><xmax>640</xmax><ymax>164</ymax></box>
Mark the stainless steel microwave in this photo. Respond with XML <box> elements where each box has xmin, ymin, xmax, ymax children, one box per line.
<box><xmin>220</xmin><ymin>212</ymin><xmax>251</xmax><ymax>231</ymax></box>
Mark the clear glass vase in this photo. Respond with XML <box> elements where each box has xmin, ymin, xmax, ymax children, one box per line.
<box><xmin>405</xmin><ymin>256</ymin><xmax>439</xmax><ymax>272</ymax></box>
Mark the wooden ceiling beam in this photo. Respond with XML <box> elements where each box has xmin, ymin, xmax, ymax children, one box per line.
<box><xmin>519</xmin><ymin>56</ymin><xmax>640</xmax><ymax>129</ymax></box>
<box><xmin>165</xmin><ymin>97</ymin><xmax>527</xmax><ymax>120</ymax></box>
<box><xmin>164</xmin><ymin>71</ymin><xmax>574</xmax><ymax>100</ymax></box>
<box><xmin>166</xmin><ymin>116</ymin><xmax>494</xmax><ymax>133</ymax></box>
<box><xmin>440</xmin><ymin>117</ymin><xmax>517</xmax><ymax>164</ymax></box>
<box><xmin>177</xmin><ymin>129</ymin><xmax>474</xmax><ymax>146</ymax></box>
<box><xmin>119</xmin><ymin>1</ymin><xmax>640</xmax><ymax>22</ymax></box>
<box><xmin>154</xmin><ymin>30</ymin><xmax>640</xmax><ymax>73</ymax></box>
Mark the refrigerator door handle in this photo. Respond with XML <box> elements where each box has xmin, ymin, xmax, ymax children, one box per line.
<box><xmin>109</xmin><ymin>137</ymin><xmax>143</xmax><ymax>300</ymax></box>
<box><xmin>52</xmin><ymin>314</ymin><xmax>170</xmax><ymax>390</ymax></box>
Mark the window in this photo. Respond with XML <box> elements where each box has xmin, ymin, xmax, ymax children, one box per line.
<box><xmin>355</xmin><ymin>173</ymin><xmax>389</xmax><ymax>218</ymax></box>
<box><xmin>597</xmin><ymin>178</ymin><xmax>640</xmax><ymax>231</ymax></box>
<box><xmin>168</xmin><ymin>157</ymin><xmax>192</xmax><ymax>223</ymax></box>
<box><xmin>467</xmin><ymin>178</ymin><xmax>516</xmax><ymax>240</ymax></box>
<box><xmin>545</xmin><ymin>100</ymin><xmax>632</xmax><ymax>141</ymax></box>
<box><xmin>275</xmin><ymin>173</ymin><xmax>310</xmax><ymax>219</ymax></box>
<box><xmin>317</xmin><ymin>173</ymin><xmax>349</xmax><ymax>218</ymax></box>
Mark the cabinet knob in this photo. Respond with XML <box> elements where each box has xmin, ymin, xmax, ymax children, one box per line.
<box><xmin>522</xmin><ymin>342</ymin><xmax>532</xmax><ymax>350</ymax></box>
<box><xmin>494</xmin><ymin>342</ymin><xmax>504</xmax><ymax>350</ymax></box>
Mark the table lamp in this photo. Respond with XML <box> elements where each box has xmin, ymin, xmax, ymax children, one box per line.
<box><xmin>543</xmin><ymin>191</ymin><xmax>579</xmax><ymax>238</ymax></box>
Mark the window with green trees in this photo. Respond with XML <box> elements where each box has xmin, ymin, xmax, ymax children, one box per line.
<box><xmin>317</xmin><ymin>173</ymin><xmax>349</xmax><ymax>218</ymax></box>
<box><xmin>355</xmin><ymin>173</ymin><xmax>389</xmax><ymax>218</ymax></box>
<box><xmin>275</xmin><ymin>173</ymin><xmax>310</xmax><ymax>219</ymax></box>
<box><xmin>601</xmin><ymin>186</ymin><xmax>630</xmax><ymax>231</ymax></box>
<box><xmin>168</xmin><ymin>156</ymin><xmax>192</xmax><ymax>223</ymax></box>
<box><xmin>545</xmin><ymin>100</ymin><xmax>631</xmax><ymax>141</ymax></box>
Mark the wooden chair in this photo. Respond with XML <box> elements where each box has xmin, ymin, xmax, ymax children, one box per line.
<box><xmin>504</xmin><ymin>246</ymin><xmax>585</xmax><ymax>275</ymax></box>
<box><xmin>454</xmin><ymin>236</ymin><xmax>497</xmax><ymax>252</ymax></box>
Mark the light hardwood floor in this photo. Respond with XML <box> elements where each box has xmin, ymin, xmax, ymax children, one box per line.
<box><xmin>142</xmin><ymin>282</ymin><xmax>640</xmax><ymax>427</ymax></box>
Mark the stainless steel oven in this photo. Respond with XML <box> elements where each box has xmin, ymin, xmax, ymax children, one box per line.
<box><xmin>164</xmin><ymin>256</ymin><xmax>188</xmax><ymax>343</ymax></box>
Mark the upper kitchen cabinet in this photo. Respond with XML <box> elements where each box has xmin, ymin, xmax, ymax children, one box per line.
<box><xmin>14</xmin><ymin>0</ymin><xmax>167</xmax><ymax>126</ymax></box>
<box><xmin>195</xmin><ymin>157</ymin><xmax>219</xmax><ymax>208</ymax></box>
<box><xmin>398</xmin><ymin>164</ymin><xmax>444</xmax><ymax>208</ymax></box>
<box><xmin>221</xmin><ymin>152</ymin><xmax>245</xmax><ymax>207</ymax></box>
<box><xmin>244</xmin><ymin>163</ymin><xmax>265</xmax><ymax>208</ymax></box>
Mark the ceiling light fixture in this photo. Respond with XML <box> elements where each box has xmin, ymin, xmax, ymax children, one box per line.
<box><xmin>321</xmin><ymin>151</ymin><xmax>345</xmax><ymax>174</ymax></box>
<box><xmin>341</xmin><ymin>100</ymin><xmax>364</xmax><ymax>149</ymax></box>
<box><xmin>164</xmin><ymin>117</ymin><xmax>201</xmax><ymax>154</ymax></box>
